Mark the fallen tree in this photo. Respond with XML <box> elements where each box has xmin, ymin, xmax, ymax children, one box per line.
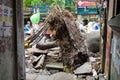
<box><xmin>25</xmin><ymin>6</ymin><xmax>89</xmax><ymax>72</ymax></box>
<box><xmin>47</xmin><ymin>6</ymin><xmax>88</xmax><ymax>71</ymax></box>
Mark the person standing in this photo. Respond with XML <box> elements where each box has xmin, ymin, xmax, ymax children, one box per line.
<box><xmin>24</xmin><ymin>21</ymin><xmax>32</xmax><ymax>38</ymax></box>
<box><xmin>24</xmin><ymin>21</ymin><xmax>31</xmax><ymax>33</ymax></box>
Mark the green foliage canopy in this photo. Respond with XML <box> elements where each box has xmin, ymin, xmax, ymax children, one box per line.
<box><xmin>24</xmin><ymin>0</ymin><xmax>41</xmax><ymax>8</ymax></box>
<box><xmin>24</xmin><ymin>0</ymin><xmax>76</xmax><ymax>11</ymax></box>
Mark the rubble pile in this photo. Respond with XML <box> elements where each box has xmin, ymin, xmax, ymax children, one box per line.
<box><xmin>25</xmin><ymin>6</ymin><xmax>88</xmax><ymax>70</ymax></box>
<box><xmin>25</xmin><ymin>6</ymin><xmax>102</xmax><ymax>80</ymax></box>
<box><xmin>25</xmin><ymin>46</ymin><xmax>61</xmax><ymax>69</ymax></box>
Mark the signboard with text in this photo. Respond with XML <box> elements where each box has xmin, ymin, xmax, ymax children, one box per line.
<box><xmin>77</xmin><ymin>1</ymin><xmax>99</xmax><ymax>15</ymax></box>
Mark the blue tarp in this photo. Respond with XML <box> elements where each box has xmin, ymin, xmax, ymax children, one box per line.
<box><xmin>32</xmin><ymin>6</ymin><xmax>50</xmax><ymax>13</ymax></box>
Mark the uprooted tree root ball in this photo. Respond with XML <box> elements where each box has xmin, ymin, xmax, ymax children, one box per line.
<box><xmin>47</xmin><ymin>6</ymin><xmax>88</xmax><ymax>68</ymax></box>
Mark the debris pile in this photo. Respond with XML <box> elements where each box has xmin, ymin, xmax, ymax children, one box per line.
<box><xmin>25</xmin><ymin>7</ymin><xmax>104</xmax><ymax>80</ymax></box>
<box><xmin>25</xmin><ymin>6</ymin><xmax>88</xmax><ymax>71</ymax></box>
<box><xmin>25</xmin><ymin>45</ymin><xmax>61</xmax><ymax>69</ymax></box>
<box><xmin>25</xmin><ymin>6</ymin><xmax>102</xmax><ymax>80</ymax></box>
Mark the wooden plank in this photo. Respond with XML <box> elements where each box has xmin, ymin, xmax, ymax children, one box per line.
<box><xmin>46</xmin><ymin>62</ymin><xmax>63</xmax><ymax>70</ymax></box>
<box><xmin>26</xmin><ymin>48</ymin><xmax>48</xmax><ymax>54</ymax></box>
<box><xmin>35</xmin><ymin>55</ymin><xmax>45</xmax><ymax>69</ymax></box>
<box><xmin>48</xmin><ymin>47</ymin><xmax>60</xmax><ymax>51</ymax></box>
<box><xmin>33</xmin><ymin>55</ymin><xmax>42</xmax><ymax>63</ymax></box>
<box><xmin>47</xmin><ymin>51</ymin><xmax>59</xmax><ymax>57</ymax></box>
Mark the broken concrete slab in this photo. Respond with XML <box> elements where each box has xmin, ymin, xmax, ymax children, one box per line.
<box><xmin>46</xmin><ymin>62</ymin><xmax>63</xmax><ymax>70</ymax></box>
<box><xmin>77</xmin><ymin>78</ymin><xmax>86</xmax><ymax>80</ymax></box>
<box><xmin>77</xmin><ymin>75</ymin><xmax>86</xmax><ymax>79</ymax></box>
<box><xmin>49</xmin><ymin>72</ymin><xmax>77</xmax><ymax>80</ymax></box>
<box><xmin>26</xmin><ymin>72</ymin><xmax>77</xmax><ymax>80</ymax></box>
<box><xmin>26</xmin><ymin>73</ymin><xmax>38</xmax><ymax>80</ymax></box>
<box><xmin>86</xmin><ymin>76</ymin><xmax>95</xmax><ymax>80</ymax></box>
<box><xmin>35</xmin><ymin>75</ymin><xmax>49</xmax><ymax>80</ymax></box>
<box><xmin>26</xmin><ymin>68</ymin><xmax>40</xmax><ymax>73</ymax></box>
<box><xmin>49</xmin><ymin>69</ymin><xmax>60</xmax><ymax>74</ymax></box>
<box><xmin>74</xmin><ymin>62</ymin><xmax>92</xmax><ymax>75</ymax></box>
<box><xmin>38</xmin><ymin>69</ymin><xmax>51</xmax><ymax>75</ymax></box>
<box><xmin>98</xmin><ymin>74</ymin><xmax>106</xmax><ymax>80</ymax></box>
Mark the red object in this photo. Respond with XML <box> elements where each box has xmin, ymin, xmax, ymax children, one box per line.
<box><xmin>45</xmin><ymin>29</ymin><xmax>53</xmax><ymax>34</ymax></box>
<box><xmin>78</xmin><ymin>1</ymin><xmax>98</xmax><ymax>7</ymax></box>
